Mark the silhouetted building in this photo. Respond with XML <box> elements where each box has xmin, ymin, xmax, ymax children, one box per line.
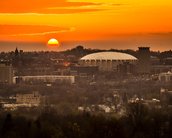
<box><xmin>0</xmin><ymin>62</ymin><xmax>13</xmax><ymax>84</ymax></box>
<box><xmin>137</xmin><ymin>47</ymin><xmax>151</xmax><ymax>74</ymax></box>
<box><xmin>13</xmin><ymin>47</ymin><xmax>22</xmax><ymax>68</ymax></box>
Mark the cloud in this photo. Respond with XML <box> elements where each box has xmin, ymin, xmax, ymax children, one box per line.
<box><xmin>36</xmin><ymin>8</ymin><xmax>104</xmax><ymax>14</ymax></box>
<box><xmin>0</xmin><ymin>25</ymin><xmax>75</xmax><ymax>36</ymax></box>
<box><xmin>0</xmin><ymin>0</ymin><xmax>102</xmax><ymax>14</ymax></box>
<box><xmin>146</xmin><ymin>32</ymin><xmax>172</xmax><ymax>37</ymax></box>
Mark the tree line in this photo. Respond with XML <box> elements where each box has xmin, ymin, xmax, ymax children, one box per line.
<box><xmin>1</xmin><ymin>103</ymin><xmax>172</xmax><ymax>138</ymax></box>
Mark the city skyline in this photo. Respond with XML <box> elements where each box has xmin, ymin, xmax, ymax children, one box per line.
<box><xmin>0</xmin><ymin>0</ymin><xmax>172</xmax><ymax>51</ymax></box>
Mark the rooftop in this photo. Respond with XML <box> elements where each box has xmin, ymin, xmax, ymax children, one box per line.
<box><xmin>81</xmin><ymin>52</ymin><xmax>137</xmax><ymax>61</ymax></box>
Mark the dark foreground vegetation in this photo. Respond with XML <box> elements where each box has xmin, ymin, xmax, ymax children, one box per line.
<box><xmin>1</xmin><ymin>104</ymin><xmax>172</xmax><ymax>138</ymax></box>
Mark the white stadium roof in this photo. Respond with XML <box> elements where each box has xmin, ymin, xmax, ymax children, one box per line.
<box><xmin>81</xmin><ymin>52</ymin><xmax>137</xmax><ymax>60</ymax></box>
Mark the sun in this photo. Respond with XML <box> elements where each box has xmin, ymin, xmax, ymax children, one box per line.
<box><xmin>47</xmin><ymin>38</ymin><xmax>59</xmax><ymax>47</ymax></box>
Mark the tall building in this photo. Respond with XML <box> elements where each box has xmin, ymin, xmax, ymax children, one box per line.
<box><xmin>137</xmin><ymin>47</ymin><xmax>151</xmax><ymax>74</ymax></box>
<box><xmin>0</xmin><ymin>62</ymin><xmax>13</xmax><ymax>84</ymax></box>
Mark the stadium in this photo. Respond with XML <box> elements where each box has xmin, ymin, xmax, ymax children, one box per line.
<box><xmin>80</xmin><ymin>52</ymin><xmax>138</xmax><ymax>71</ymax></box>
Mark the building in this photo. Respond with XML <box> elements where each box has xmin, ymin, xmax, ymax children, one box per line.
<box><xmin>151</xmin><ymin>56</ymin><xmax>172</xmax><ymax>74</ymax></box>
<box><xmin>0</xmin><ymin>62</ymin><xmax>13</xmax><ymax>84</ymax></box>
<box><xmin>70</xmin><ymin>65</ymin><xmax>98</xmax><ymax>76</ymax></box>
<box><xmin>21</xmin><ymin>67</ymin><xmax>57</xmax><ymax>76</ymax></box>
<box><xmin>151</xmin><ymin>56</ymin><xmax>160</xmax><ymax>65</ymax></box>
<box><xmin>117</xmin><ymin>62</ymin><xmax>136</xmax><ymax>75</ymax></box>
<box><xmin>80</xmin><ymin>52</ymin><xmax>137</xmax><ymax>72</ymax></box>
<box><xmin>0</xmin><ymin>92</ymin><xmax>41</xmax><ymax>110</ymax></box>
<box><xmin>159</xmin><ymin>71</ymin><xmax>172</xmax><ymax>82</ymax></box>
<box><xmin>16</xmin><ymin>92</ymin><xmax>41</xmax><ymax>105</ymax></box>
<box><xmin>160</xmin><ymin>88</ymin><xmax>172</xmax><ymax>106</ymax></box>
<box><xmin>163</xmin><ymin>57</ymin><xmax>172</xmax><ymax>65</ymax></box>
<box><xmin>151</xmin><ymin>65</ymin><xmax>172</xmax><ymax>74</ymax></box>
<box><xmin>137</xmin><ymin>47</ymin><xmax>151</xmax><ymax>74</ymax></box>
<box><xmin>13</xmin><ymin>75</ymin><xmax>75</xmax><ymax>84</ymax></box>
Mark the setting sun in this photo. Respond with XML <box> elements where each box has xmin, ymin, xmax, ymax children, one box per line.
<box><xmin>47</xmin><ymin>38</ymin><xmax>59</xmax><ymax>47</ymax></box>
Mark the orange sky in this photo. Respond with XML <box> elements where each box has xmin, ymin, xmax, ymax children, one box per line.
<box><xmin>0</xmin><ymin>0</ymin><xmax>172</xmax><ymax>51</ymax></box>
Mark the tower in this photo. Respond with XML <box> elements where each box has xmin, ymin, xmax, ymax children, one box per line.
<box><xmin>15</xmin><ymin>47</ymin><xmax>19</xmax><ymax>57</ymax></box>
<box><xmin>137</xmin><ymin>47</ymin><xmax>151</xmax><ymax>74</ymax></box>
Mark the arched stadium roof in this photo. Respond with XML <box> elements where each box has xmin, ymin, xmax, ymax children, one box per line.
<box><xmin>81</xmin><ymin>52</ymin><xmax>137</xmax><ymax>60</ymax></box>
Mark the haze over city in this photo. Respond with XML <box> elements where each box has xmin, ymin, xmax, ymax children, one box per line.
<box><xmin>1</xmin><ymin>1</ymin><xmax>172</xmax><ymax>138</ymax></box>
<box><xmin>0</xmin><ymin>0</ymin><xmax>172</xmax><ymax>51</ymax></box>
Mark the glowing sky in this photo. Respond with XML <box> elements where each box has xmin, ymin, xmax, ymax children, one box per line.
<box><xmin>0</xmin><ymin>0</ymin><xmax>172</xmax><ymax>51</ymax></box>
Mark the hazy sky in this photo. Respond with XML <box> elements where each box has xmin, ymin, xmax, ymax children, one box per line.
<box><xmin>0</xmin><ymin>0</ymin><xmax>172</xmax><ymax>51</ymax></box>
